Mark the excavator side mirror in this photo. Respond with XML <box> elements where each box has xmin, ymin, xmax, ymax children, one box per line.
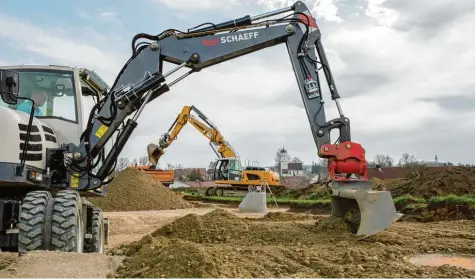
<box><xmin>0</xmin><ymin>69</ymin><xmax>19</xmax><ymax>105</ymax></box>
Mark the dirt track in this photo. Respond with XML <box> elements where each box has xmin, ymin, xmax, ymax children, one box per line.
<box><xmin>0</xmin><ymin>204</ymin><xmax>473</xmax><ymax>278</ymax></box>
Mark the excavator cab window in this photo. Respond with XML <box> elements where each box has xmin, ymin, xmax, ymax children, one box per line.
<box><xmin>0</xmin><ymin>69</ymin><xmax>78</xmax><ymax>122</ymax></box>
<box><xmin>227</xmin><ymin>159</ymin><xmax>242</xmax><ymax>181</ymax></box>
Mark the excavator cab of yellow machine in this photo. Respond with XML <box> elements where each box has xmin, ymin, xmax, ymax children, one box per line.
<box><xmin>213</xmin><ymin>157</ymin><xmax>243</xmax><ymax>181</ymax></box>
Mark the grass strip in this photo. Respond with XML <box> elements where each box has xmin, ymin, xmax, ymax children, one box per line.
<box><xmin>184</xmin><ymin>193</ymin><xmax>475</xmax><ymax>208</ymax></box>
<box><xmin>428</xmin><ymin>194</ymin><xmax>475</xmax><ymax>207</ymax></box>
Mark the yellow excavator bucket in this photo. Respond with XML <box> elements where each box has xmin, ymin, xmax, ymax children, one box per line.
<box><xmin>147</xmin><ymin>143</ymin><xmax>161</xmax><ymax>166</ymax></box>
<box><xmin>328</xmin><ymin>180</ymin><xmax>403</xmax><ymax>237</ymax></box>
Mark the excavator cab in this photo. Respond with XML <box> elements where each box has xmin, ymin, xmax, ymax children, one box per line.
<box><xmin>212</xmin><ymin>158</ymin><xmax>243</xmax><ymax>182</ymax></box>
<box><xmin>0</xmin><ymin>65</ymin><xmax>113</xmax><ymax>190</ymax></box>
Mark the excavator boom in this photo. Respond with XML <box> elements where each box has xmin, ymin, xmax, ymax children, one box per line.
<box><xmin>147</xmin><ymin>104</ymin><xmax>281</xmax><ymax>193</ymax></box>
<box><xmin>147</xmin><ymin>105</ymin><xmax>238</xmax><ymax>165</ymax></box>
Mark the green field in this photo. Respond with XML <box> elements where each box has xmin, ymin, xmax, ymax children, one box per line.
<box><xmin>182</xmin><ymin>192</ymin><xmax>475</xmax><ymax>208</ymax></box>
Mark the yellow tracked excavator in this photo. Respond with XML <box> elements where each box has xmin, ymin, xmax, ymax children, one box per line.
<box><xmin>147</xmin><ymin>105</ymin><xmax>283</xmax><ymax>196</ymax></box>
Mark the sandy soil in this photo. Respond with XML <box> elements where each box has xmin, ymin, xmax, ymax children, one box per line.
<box><xmin>0</xmin><ymin>205</ymin><xmax>473</xmax><ymax>278</ymax></box>
<box><xmin>104</xmin><ymin>205</ymin><xmax>290</xmax><ymax>248</ymax></box>
<box><xmin>0</xmin><ymin>251</ymin><xmax>124</xmax><ymax>278</ymax></box>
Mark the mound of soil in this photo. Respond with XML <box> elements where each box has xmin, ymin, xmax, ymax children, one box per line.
<box><xmin>113</xmin><ymin>209</ymin><xmax>473</xmax><ymax>278</ymax></box>
<box><xmin>382</xmin><ymin>167</ymin><xmax>475</xmax><ymax>198</ymax></box>
<box><xmin>88</xmin><ymin>168</ymin><xmax>192</xmax><ymax>212</ymax></box>
<box><xmin>280</xmin><ymin>184</ymin><xmax>329</xmax><ymax>200</ymax></box>
<box><xmin>254</xmin><ymin>212</ymin><xmax>320</xmax><ymax>222</ymax></box>
<box><xmin>0</xmin><ymin>253</ymin><xmax>17</xmax><ymax>270</ymax></box>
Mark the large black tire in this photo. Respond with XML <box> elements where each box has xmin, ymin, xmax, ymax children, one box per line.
<box><xmin>51</xmin><ymin>190</ymin><xmax>84</xmax><ymax>252</ymax></box>
<box><xmin>84</xmin><ymin>208</ymin><xmax>105</xmax><ymax>253</ymax></box>
<box><xmin>18</xmin><ymin>191</ymin><xmax>52</xmax><ymax>253</ymax></box>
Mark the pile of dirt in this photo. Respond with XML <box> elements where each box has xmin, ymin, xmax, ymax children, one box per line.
<box><xmin>253</xmin><ymin>211</ymin><xmax>320</xmax><ymax>222</ymax></box>
<box><xmin>0</xmin><ymin>253</ymin><xmax>17</xmax><ymax>270</ymax></box>
<box><xmin>113</xmin><ymin>209</ymin><xmax>473</xmax><ymax>278</ymax></box>
<box><xmin>388</xmin><ymin>166</ymin><xmax>475</xmax><ymax>198</ymax></box>
<box><xmin>88</xmin><ymin>168</ymin><xmax>192</xmax><ymax>212</ymax></box>
<box><xmin>279</xmin><ymin>184</ymin><xmax>329</xmax><ymax>200</ymax></box>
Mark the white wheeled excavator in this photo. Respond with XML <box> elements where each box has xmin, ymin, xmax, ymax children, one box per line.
<box><xmin>0</xmin><ymin>1</ymin><xmax>402</xmax><ymax>254</ymax></box>
<box><xmin>0</xmin><ymin>66</ymin><xmax>110</xmax><ymax>253</ymax></box>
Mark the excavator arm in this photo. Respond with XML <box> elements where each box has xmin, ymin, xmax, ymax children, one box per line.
<box><xmin>147</xmin><ymin>105</ymin><xmax>238</xmax><ymax>165</ymax></box>
<box><xmin>0</xmin><ymin>1</ymin><xmax>400</xmax><ymax>236</ymax></box>
<box><xmin>148</xmin><ymin>105</ymin><xmax>192</xmax><ymax>164</ymax></box>
<box><xmin>55</xmin><ymin>1</ymin><xmax>353</xmax><ymax>190</ymax></box>
<box><xmin>1</xmin><ymin>1</ymin><xmax>356</xmax><ymax>191</ymax></box>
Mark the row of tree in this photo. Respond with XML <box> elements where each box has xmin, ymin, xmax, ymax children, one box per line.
<box><xmin>310</xmin><ymin>152</ymin><xmax>473</xmax><ymax>170</ymax></box>
<box><xmin>115</xmin><ymin>156</ymin><xmax>187</xmax><ymax>173</ymax></box>
<box><xmin>115</xmin><ymin>148</ymin><xmax>474</xmax><ymax>177</ymax></box>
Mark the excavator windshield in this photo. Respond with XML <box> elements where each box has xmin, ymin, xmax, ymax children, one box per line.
<box><xmin>0</xmin><ymin>69</ymin><xmax>77</xmax><ymax>122</ymax></box>
<box><xmin>214</xmin><ymin>158</ymin><xmax>243</xmax><ymax>181</ymax></box>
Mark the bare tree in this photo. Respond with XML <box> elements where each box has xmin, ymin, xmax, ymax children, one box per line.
<box><xmin>367</xmin><ymin>160</ymin><xmax>377</xmax><ymax>168</ymax></box>
<box><xmin>311</xmin><ymin>158</ymin><xmax>328</xmax><ymax>180</ymax></box>
<box><xmin>398</xmin><ymin>153</ymin><xmax>418</xmax><ymax>167</ymax></box>
<box><xmin>292</xmin><ymin>157</ymin><xmax>303</xmax><ymax>163</ymax></box>
<box><xmin>116</xmin><ymin>157</ymin><xmax>130</xmax><ymax>173</ymax></box>
<box><xmin>208</xmin><ymin>160</ymin><xmax>216</xmax><ymax>170</ymax></box>
<box><xmin>316</xmin><ymin>158</ymin><xmax>328</xmax><ymax>167</ymax></box>
<box><xmin>274</xmin><ymin>147</ymin><xmax>291</xmax><ymax>167</ymax></box>
<box><xmin>139</xmin><ymin>155</ymin><xmax>148</xmax><ymax>166</ymax></box>
<box><xmin>131</xmin><ymin>158</ymin><xmax>138</xmax><ymax>166</ymax></box>
<box><xmin>374</xmin><ymin>153</ymin><xmax>394</xmax><ymax>167</ymax></box>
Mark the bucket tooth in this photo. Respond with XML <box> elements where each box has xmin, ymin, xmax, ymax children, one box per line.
<box><xmin>329</xmin><ymin>180</ymin><xmax>402</xmax><ymax>237</ymax></box>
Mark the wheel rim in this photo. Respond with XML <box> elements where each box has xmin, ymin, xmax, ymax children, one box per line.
<box><xmin>98</xmin><ymin>220</ymin><xmax>105</xmax><ymax>253</ymax></box>
<box><xmin>76</xmin><ymin>209</ymin><xmax>84</xmax><ymax>253</ymax></box>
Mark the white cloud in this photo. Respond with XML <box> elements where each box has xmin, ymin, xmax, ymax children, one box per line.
<box><xmin>152</xmin><ymin>0</ymin><xmax>239</xmax><ymax>12</ymax></box>
<box><xmin>0</xmin><ymin>15</ymin><xmax>126</xmax><ymax>84</ymax></box>
<box><xmin>98</xmin><ymin>11</ymin><xmax>117</xmax><ymax>23</ymax></box>
<box><xmin>76</xmin><ymin>8</ymin><xmax>92</xmax><ymax>19</ymax></box>
<box><xmin>256</xmin><ymin>0</ymin><xmax>294</xmax><ymax>10</ymax></box>
<box><xmin>310</xmin><ymin>0</ymin><xmax>343</xmax><ymax>23</ymax></box>
<box><xmin>256</xmin><ymin>0</ymin><xmax>343</xmax><ymax>23</ymax></box>
<box><xmin>363</xmin><ymin>0</ymin><xmax>398</xmax><ymax>26</ymax></box>
<box><xmin>0</xmin><ymin>0</ymin><xmax>473</xmax><ymax>167</ymax></box>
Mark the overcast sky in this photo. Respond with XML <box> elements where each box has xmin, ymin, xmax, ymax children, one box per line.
<box><xmin>1</xmin><ymin>0</ymin><xmax>474</xmax><ymax>168</ymax></box>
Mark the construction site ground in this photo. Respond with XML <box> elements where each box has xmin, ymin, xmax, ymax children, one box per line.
<box><xmin>0</xmin><ymin>203</ymin><xmax>473</xmax><ymax>278</ymax></box>
<box><xmin>0</xmin><ymin>167</ymin><xmax>473</xmax><ymax>278</ymax></box>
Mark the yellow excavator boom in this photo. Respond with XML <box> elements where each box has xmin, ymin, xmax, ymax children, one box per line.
<box><xmin>147</xmin><ymin>105</ymin><xmax>238</xmax><ymax>165</ymax></box>
<box><xmin>147</xmin><ymin>105</ymin><xmax>282</xmax><ymax>193</ymax></box>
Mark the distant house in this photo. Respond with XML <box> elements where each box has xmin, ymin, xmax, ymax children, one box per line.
<box><xmin>278</xmin><ymin>161</ymin><xmax>304</xmax><ymax>177</ymax></box>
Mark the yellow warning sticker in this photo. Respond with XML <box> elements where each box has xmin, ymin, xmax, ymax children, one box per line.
<box><xmin>95</xmin><ymin>124</ymin><xmax>109</xmax><ymax>138</ymax></box>
<box><xmin>71</xmin><ymin>174</ymin><xmax>79</xmax><ymax>188</ymax></box>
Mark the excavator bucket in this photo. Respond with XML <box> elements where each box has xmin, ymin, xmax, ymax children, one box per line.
<box><xmin>329</xmin><ymin>180</ymin><xmax>403</xmax><ymax>237</ymax></box>
<box><xmin>147</xmin><ymin>143</ymin><xmax>162</xmax><ymax>165</ymax></box>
